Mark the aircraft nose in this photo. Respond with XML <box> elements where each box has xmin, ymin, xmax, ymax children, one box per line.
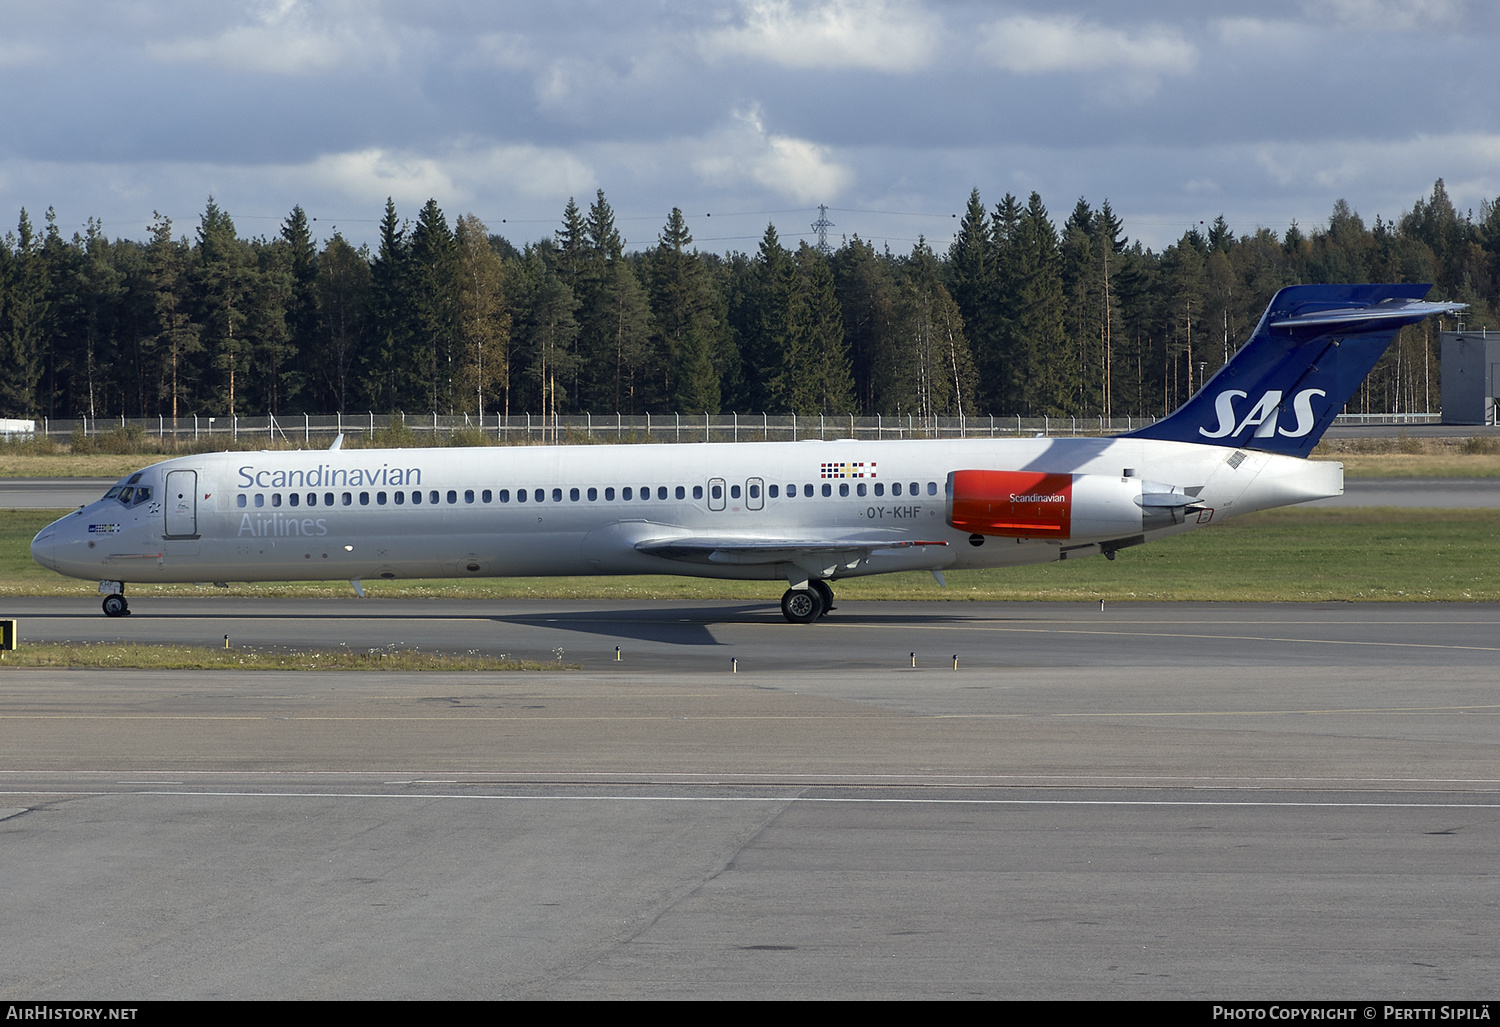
<box><xmin>31</xmin><ymin>526</ymin><xmax>57</xmax><ymax>571</ymax></box>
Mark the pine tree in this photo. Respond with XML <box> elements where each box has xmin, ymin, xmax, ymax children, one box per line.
<box><xmin>830</xmin><ymin>236</ymin><xmax>895</xmax><ymax>414</ymax></box>
<box><xmin>987</xmin><ymin>193</ymin><xmax>1025</xmax><ymax>413</ymax></box>
<box><xmin>791</xmin><ymin>243</ymin><xmax>853</xmax><ymax>415</ymax></box>
<box><xmin>193</xmin><ymin>197</ymin><xmax>254</xmax><ymax>415</ymax></box>
<box><xmin>366</xmin><ymin>198</ymin><xmax>408</xmax><ymax>411</ymax></box>
<box><xmin>280</xmin><ymin>205</ymin><xmax>319</xmax><ymax>408</ymax></box>
<box><xmin>0</xmin><ymin>209</ymin><xmax>51</xmax><ymax>417</ymax></box>
<box><xmin>512</xmin><ymin>243</ymin><xmax>580</xmax><ymax>425</ymax></box>
<box><xmin>946</xmin><ymin>189</ymin><xmax>995</xmax><ymax>411</ymax></box>
<box><xmin>407</xmin><ymin>198</ymin><xmax>461</xmax><ymax>411</ymax></box>
<box><xmin>146</xmin><ymin>212</ymin><xmax>200</xmax><ymax>423</ymax></box>
<box><xmin>1009</xmin><ymin>193</ymin><xmax>1069</xmax><ymax>416</ymax></box>
<box><xmin>313</xmin><ymin>231</ymin><xmax>369</xmax><ymax>411</ymax></box>
<box><xmin>744</xmin><ymin>224</ymin><xmax>797</xmax><ymax>411</ymax></box>
<box><xmin>646</xmin><ymin>209</ymin><xmax>721</xmax><ymax>413</ymax></box>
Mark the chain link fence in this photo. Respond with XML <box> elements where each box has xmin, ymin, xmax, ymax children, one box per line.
<box><xmin>27</xmin><ymin>409</ymin><xmax>1443</xmax><ymax>447</ymax></box>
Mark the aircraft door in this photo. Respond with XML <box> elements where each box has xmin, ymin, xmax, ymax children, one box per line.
<box><xmin>746</xmin><ymin>477</ymin><xmax>764</xmax><ymax>511</ymax></box>
<box><xmin>164</xmin><ymin>470</ymin><xmax>198</xmax><ymax>538</ymax></box>
<box><xmin>708</xmin><ymin>477</ymin><xmax>726</xmax><ymax>512</ymax></box>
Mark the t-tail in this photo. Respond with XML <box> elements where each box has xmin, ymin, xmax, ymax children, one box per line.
<box><xmin>1123</xmin><ymin>284</ymin><xmax>1464</xmax><ymax>458</ymax></box>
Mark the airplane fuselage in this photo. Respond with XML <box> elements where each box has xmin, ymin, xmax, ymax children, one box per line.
<box><xmin>30</xmin><ymin>435</ymin><xmax>1342</xmax><ymax>588</ymax></box>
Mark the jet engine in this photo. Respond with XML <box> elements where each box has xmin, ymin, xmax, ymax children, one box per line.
<box><xmin>946</xmin><ymin>469</ymin><xmax>1201</xmax><ymax>542</ymax></box>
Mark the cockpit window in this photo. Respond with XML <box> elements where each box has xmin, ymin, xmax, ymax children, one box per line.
<box><xmin>132</xmin><ymin>487</ymin><xmax>152</xmax><ymax>506</ymax></box>
<box><xmin>104</xmin><ymin>486</ymin><xmax>123</xmax><ymax>500</ymax></box>
<box><xmin>117</xmin><ymin>487</ymin><xmax>134</xmax><ymax>504</ymax></box>
<box><xmin>127</xmin><ymin>473</ymin><xmax>143</xmax><ymax>485</ymax></box>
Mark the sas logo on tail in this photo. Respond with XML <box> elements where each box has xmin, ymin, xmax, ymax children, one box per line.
<box><xmin>1199</xmin><ymin>389</ymin><xmax>1327</xmax><ymax>439</ymax></box>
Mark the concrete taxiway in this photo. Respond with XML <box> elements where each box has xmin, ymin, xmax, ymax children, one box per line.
<box><xmin>1</xmin><ymin>599</ymin><xmax>1497</xmax><ymax>999</ymax></box>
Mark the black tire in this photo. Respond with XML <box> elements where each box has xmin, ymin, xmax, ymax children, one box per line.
<box><xmin>809</xmin><ymin>579</ymin><xmax>834</xmax><ymax>615</ymax></box>
<box><xmin>780</xmin><ymin>588</ymin><xmax>824</xmax><ymax>624</ymax></box>
<box><xmin>102</xmin><ymin>594</ymin><xmax>128</xmax><ymax>618</ymax></box>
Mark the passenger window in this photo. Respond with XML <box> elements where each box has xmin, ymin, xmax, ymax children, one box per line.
<box><xmin>787</xmin><ymin>484</ymin><xmax>797</xmax><ymax>497</ymax></box>
<box><xmin>693</xmin><ymin>485</ymin><xmax>703</xmax><ymax>499</ymax></box>
<box><xmin>874</xmin><ymin>483</ymin><xmax>884</xmax><ymax>496</ymax></box>
<box><xmin>236</xmin><ymin>494</ymin><xmax>246</xmax><ymax>508</ymax></box>
<box><xmin>640</xmin><ymin>486</ymin><xmax>650</xmax><ymax>500</ymax></box>
<box><xmin>570</xmin><ymin>488</ymin><xmax>580</xmax><ymax>501</ymax></box>
<box><xmin>325</xmin><ymin>493</ymin><xmax>334</xmax><ymax>506</ymax></box>
<box><xmin>272</xmin><ymin>493</ymin><xmax>282</xmax><ymax>507</ymax></box>
<box><xmin>289</xmin><ymin>493</ymin><xmax>300</xmax><ymax>507</ymax></box>
<box><xmin>499</xmin><ymin>489</ymin><xmax>510</xmax><ymax>503</ymax></box>
<box><xmin>587</xmin><ymin>487</ymin><xmax>597</xmax><ymax>501</ymax></box>
<box><xmin>857</xmin><ymin>483</ymin><xmax>866</xmax><ymax>497</ymax></box>
<box><xmin>749</xmin><ymin>483</ymin><xmax>760</xmax><ymax>499</ymax></box>
<box><xmin>623</xmin><ymin>487</ymin><xmax>633</xmax><ymax>500</ymax></box>
<box><xmin>534</xmin><ymin>489</ymin><xmax>544</xmax><ymax>503</ymax></box>
<box><xmin>552</xmin><ymin>488</ymin><xmax>563</xmax><ymax>502</ymax></box>
<box><xmin>927</xmin><ymin>482</ymin><xmax>937</xmax><ymax>496</ymax></box>
<box><xmin>464</xmin><ymin>490</ymin><xmax>474</xmax><ymax>504</ymax></box>
<box><xmin>675</xmin><ymin>486</ymin><xmax>685</xmax><ymax>499</ymax></box>
<box><xmin>769</xmin><ymin>485</ymin><xmax>778</xmax><ymax>498</ymax></box>
<box><xmin>658</xmin><ymin>486</ymin><xmax>668</xmax><ymax>500</ymax></box>
<box><xmin>517</xmin><ymin>489</ymin><xmax>527</xmax><ymax>503</ymax></box>
<box><xmin>396</xmin><ymin>491</ymin><xmax>406</xmax><ymax>505</ymax></box>
<box><xmin>481</xmin><ymin>490</ymin><xmax>491</xmax><ymax>503</ymax></box>
<box><xmin>605</xmin><ymin>487</ymin><xmax>615</xmax><ymax>501</ymax></box>
<box><xmin>839</xmin><ymin>483</ymin><xmax>849</xmax><ymax>497</ymax></box>
<box><xmin>821</xmin><ymin>484</ymin><xmax>831</xmax><ymax>497</ymax></box>
<box><xmin>730</xmin><ymin>485</ymin><xmax>741</xmax><ymax>499</ymax></box>
<box><xmin>358</xmin><ymin>492</ymin><xmax>368</xmax><ymax>506</ymax></box>
<box><xmin>377</xmin><ymin>492</ymin><xmax>387</xmax><ymax>505</ymax></box>
<box><xmin>429</xmin><ymin>491</ymin><xmax>438</xmax><ymax>505</ymax></box>
<box><xmin>710</xmin><ymin>484</ymin><xmax>721</xmax><ymax>500</ymax></box>
<box><xmin>408</xmin><ymin>491</ymin><xmax>417</xmax><ymax>504</ymax></box>
<box><xmin>893</xmin><ymin>482</ymin><xmax>902</xmax><ymax>496</ymax></box>
<box><xmin>448</xmin><ymin>490</ymin><xmax>458</xmax><ymax>504</ymax></box>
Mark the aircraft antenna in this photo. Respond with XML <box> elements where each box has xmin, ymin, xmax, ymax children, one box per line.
<box><xmin>812</xmin><ymin>204</ymin><xmax>834</xmax><ymax>255</ymax></box>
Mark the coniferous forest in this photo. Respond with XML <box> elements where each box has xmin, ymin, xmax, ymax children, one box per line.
<box><xmin>0</xmin><ymin>180</ymin><xmax>1491</xmax><ymax>425</ymax></box>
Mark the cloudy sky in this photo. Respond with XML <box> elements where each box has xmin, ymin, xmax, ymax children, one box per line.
<box><xmin>2</xmin><ymin>0</ymin><xmax>1497</xmax><ymax>255</ymax></box>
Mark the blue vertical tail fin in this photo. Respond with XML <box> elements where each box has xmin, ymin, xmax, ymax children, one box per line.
<box><xmin>1122</xmin><ymin>284</ymin><xmax>1463</xmax><ymax>457</ymax></box>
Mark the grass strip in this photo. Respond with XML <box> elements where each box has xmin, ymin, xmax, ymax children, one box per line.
<box><xmin>0</xmin><ymin>641</ymin><xmax>574</xmax><ymax>671</ymax></box>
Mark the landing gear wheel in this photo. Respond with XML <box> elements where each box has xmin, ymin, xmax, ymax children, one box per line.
<box><xmin>780</xmin><ymin>588</ymin><xmax>825</xmax><ymax>624</ymax></box>
<box><xmin>102</xmin><ymin>594</ymin><xmax>129</xmax><ymax>618</ymax></box>
<box><xmin>809</xmin><ymin>579</ymin><xmax>834</xmax><ymax>616</ymax></box>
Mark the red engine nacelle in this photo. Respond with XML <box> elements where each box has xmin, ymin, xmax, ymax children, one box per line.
<box><xmin>949</xmin><ymin>470</ymin><xmax>1074</xmax><ymax>538</ymax></box>
<box><xmin>948</xmin><ymin>469</ymin><xmax>1174</xmax><ymax>542</ymax></box>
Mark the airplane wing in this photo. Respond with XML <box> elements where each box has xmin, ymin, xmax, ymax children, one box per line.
<box><xmin>635</xmin><ymin>535</ymin><xmax>948</xmax><ymax>582</ymax></box>
<box><xmin>636</xmin><ymin>536</ymin><xmax>947</xmax><ymax>564</ymax></box>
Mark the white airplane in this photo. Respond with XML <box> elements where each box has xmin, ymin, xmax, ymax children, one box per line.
<box><xmin>31</xmin><ymin>284</ymin><xmax>1460</xmax><ymax>622</ymax></box>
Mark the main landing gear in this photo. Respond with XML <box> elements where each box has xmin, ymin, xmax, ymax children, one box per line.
<box><xmin>102</xmin><ymin>593</ymin><xmax>130</xmax><ymax>618</ymax></box>
<box><xmin>780</xmin><ymin>580</ymin><xmax>835</xmax><ymax>624</ymax></box>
